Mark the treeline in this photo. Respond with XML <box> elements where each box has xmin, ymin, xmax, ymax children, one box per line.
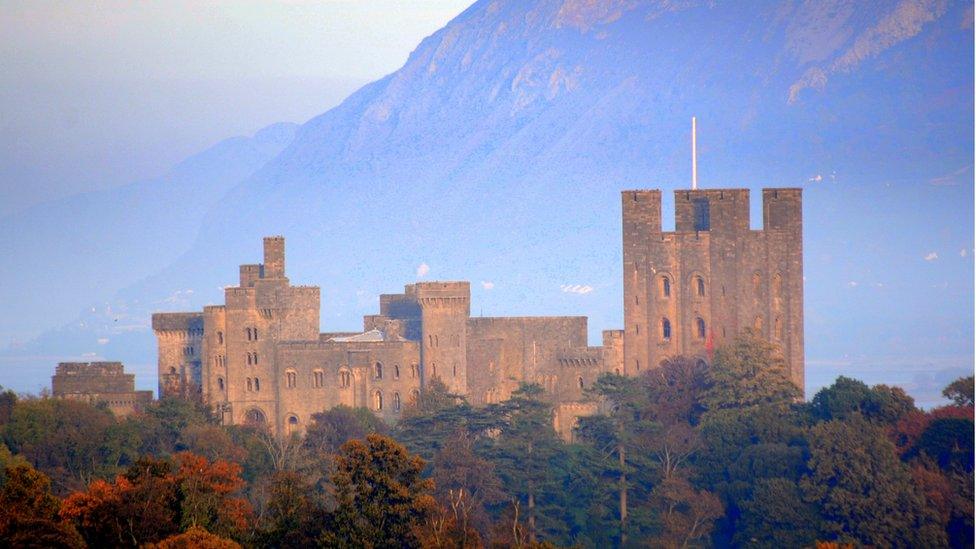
<box><xmin>0</xmin><ymin>330</ymin><xmax>972</xmax><ymax>548</ymax></box>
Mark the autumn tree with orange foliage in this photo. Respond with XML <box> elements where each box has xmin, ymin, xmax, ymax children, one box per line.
<box><xmin>60</xmin><ymin>452</ymin><xmax>252</xmax><ymax>547</ymax></box>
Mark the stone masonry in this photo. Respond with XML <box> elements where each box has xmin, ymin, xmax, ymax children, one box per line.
<box><xmin>52</xmin><ymin>361</ymin><xmax>153</xmax><ymax>417</ymax></box>
<box><xmin>153</xmin><ymin>188</ymin><xmax>803</xmax><ymax>439</ymax></box>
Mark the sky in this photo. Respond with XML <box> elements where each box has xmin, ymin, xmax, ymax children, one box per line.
<box><xmin>0</xmin><ymin>0</ymin><xmax>472</xmax><ymax>215</ymax></box>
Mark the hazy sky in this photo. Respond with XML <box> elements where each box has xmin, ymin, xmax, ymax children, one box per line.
<box><xmin>0</xmin><ymin>0</ymin><xmax>472</xmax><ymax>215</ymax></box>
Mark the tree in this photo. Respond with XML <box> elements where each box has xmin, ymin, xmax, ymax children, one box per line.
<box><xmin>802</xmin><ymin>417</ymin><xmax>945</xmax><ymax>547</ymax></box>
<box><xmin>0</xmin><ymin>463</ymin><xmax>84</xmax><ymax>548</ymax></box>
<box><xmin>321</xmin><ymin>434</ymin><xmax>435</xmax><ymax>548</ymax></box>
<box><xmin>647</xmin><ymin>475</ymin><xmax>722</xmax><ymax>549</ymax></box>
<box><xmin>304</xmin><ymin>405</ymin><xmax>387</xmax><ymax>458</ymax></box>
<box><xmin>942</xmin><ymin>376</ymin><xmax>974</xmax><ymax>407</ymax></box>
<box><xmin>809</xmin><ymin>376</ymin><xmax>915</xmax><ymax>425</ymax></box>
<box><xmin>2</xmin><ymin>397</ymin><xmax>134</xmax><ymax>493</ymax></box>
<box><xmin>430</xmin><ymin>431</ymin><xmax>504</xmax><ymax>541</ymax></box>
<box><xmin>146</xmin><ymin>526</ymin><xmax>241</xmax><ymax>549</ymax></box>
<box><xmin>701</xmin><ymin>329</ymin><xmax>800</xmax><ymax>413</ymax></box>
<box><xmin>0</xmin><ymin>386</ymin><xmax>16</xmax><ymax>426</ymax></box>
<box><xmin>256</xmin><ymin>471</ymin><xmax>325</xmax><ymax>548</ymax></box>
<box><xmin>734</xmin><ymin>477</ymin><xmax>819</xmax><ymax>547</ymax></box>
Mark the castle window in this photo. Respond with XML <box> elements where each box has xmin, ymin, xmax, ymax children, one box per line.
<box><xmin>428</xmin><ymin>335</ymin><xmax>433</xmax><ymax>348</ymax></box>
<box><xmin>577</xmin><ymin>376</ymin><xmax>584</xmax><ymax>390</ymax></box>
<box><xmin>452</xmin><ymin>362</ymin><xmax>458</xmax><ymax>377</ymax></box>
<box><xmin>696</xmin><ymin>276</ymin><xmax>705</xmax><ymax>297</ymax></box>
<box><xmin>286</xmin><ymin>415</ymin><xmax>298</xmax><ymax>435</ymax></box>
<box><xmin>754</xmin><ymin>315</ymin><xmax>764</xmax><ymax>333</ymax></box>
<box><xmin>635</xmin><ymin>359</ymin><xmax>641</xmax><ymax>372</ymax></box>
<box><xmin>217</xmin><ymin>332</ymin><xmax>224</xmax><ymax>344</ymax></box>
<box><xmin>217</xmin><ymin>377</ymin><xmax>224</xmax><ymax>391</ymax></box>
<box><xmin>170</xmin><ymin>367</ymin><xmax>177</xmax><ymax>375</ymax></box>
<box><xmin>410</xmin><ymin>364</ymin><xmax>418</xmax><ymax>378</ymax></box>
<box><xmin>693</xmin><ymin>198</ymin><xmax>710</xmax><ymax>231</ymax></box>
<box><xmin>662</xmin><ymin>276</ymin><xmax>671</xmax><ymax>298</ymax></box>
<box><xmin>773</xmin><ymin>273</ymin><xmax>783</xmax><ymax>296</ymax></box>
<box><xmin>374</xmin><ymin>390</ymin><xmax>383</xmax><ymax>411</ymax></box>
<box><xmin>435</xmin><ymin>335</ymin><xmax>439</xmax><ymax>347</ymax></box>
<box><xmin>339</xmin><ymin>369</ymin><xmax>351</xmax><ymax>388</ymax></box>
<box><xmin>411</xmin><ymin>388</ymin><xmax>420</xmax><ymax>403</ymax></box>
<box><xmin>244</xmin><ymin>408</ymin><xmax>266</xmax><ymax>426</ymax></box>
<box><xmin>286</xmin><ymin>370</ymin><xmax>296</xmax><ymax>389</ymax></box>
<box><xmin>662</xmin><ymin>318</ymin><xmax>672</xmax><ymax>340</ymax></box>
<box><xmin>246</xmin><ymin>378</ymin><xmax>253</xmax><ymax>392</ymax></box>
<box><xmin>393</xmin><ymin>364</ymin><xmax>400</xmax><ymax>379</ymax></box>
<box><xmin>253</xmin><ymin>328</ymin><xmax>259</xmax><ymax>340</ymax></box>
<box><xmin>246</xmin><ymin>328</ymin><xmax>252</xmax><ymax>341</ymax></box>
<box><xmin>253</xmin><ymin>353</ymin><xmax>258</xmax><ymax>365</ymax></box>
<box><xmin>254</xmin><ymin>378</ymin><xmax>260</xmax><ymax>391</ymax></box>
<box><xmin>635</xmin><ymin>324</ymin><xmax>640</xmax><ymax>335</ymax></box>
<box><xmin>394</xmin><ymin>392</ymin><xmax>401</xmax><ymax>412</ymax></box>
<box><xmin>774</xmin><ymin>316</ymin><xmax>783</xmax><ymax>340</ymax></box>
<box><xmin>374</xmin><ymin>362</ymin><xmax>383</xmax><ymax>380</ymax></box>
<box><xmin>696</xmin><ymin>317</ymin><xmax>706</xmax><ymax>339</ymax></box>
<box><xmin>430</xmin><ymin>363</ymin><xmax>437</xmax><ymax>378</ymax></box>
<box><xmin>313</xmin><ymin>370</ymin><xmax>324</xmax><ymax>388</ymax></box>
<box><xmin>246</xmin><ymin>353</ymin><xmax>252</xmax><ymax>365</ymax></box>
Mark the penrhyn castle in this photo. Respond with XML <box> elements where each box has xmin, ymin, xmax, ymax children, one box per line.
<box><xmin>153</xmin><ymin>188</ymin><xmax>803</xmax><ymax>438</ymax></box>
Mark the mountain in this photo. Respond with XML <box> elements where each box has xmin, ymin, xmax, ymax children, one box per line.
<box><xmin>0</xmin><ymin>122</ymin><xmax>297</xmax><ymax>389</ymax></box>
<box><xmin>3</xmin><ymin>0</ymin><xmax>972</xmax><ymax>405</ymax></box>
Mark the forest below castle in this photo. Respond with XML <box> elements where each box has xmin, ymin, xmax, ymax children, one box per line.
<box><xmin>0</xmin><ymin>331</ymin><xmax>972</xmax><ymax>548</ymax></box>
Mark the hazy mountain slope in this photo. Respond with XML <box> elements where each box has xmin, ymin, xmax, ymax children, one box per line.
<box><xmin>6</xmin><ymin>0</ymin><xmax>972</xmax><ymax>404</ymax></box>
<box><xmin>0</xmin><ymin>122</ymin><xmax>297</xmax><ymax>349</ymax></box>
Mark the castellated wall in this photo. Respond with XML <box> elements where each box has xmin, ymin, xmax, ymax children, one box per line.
<box><xmin>621</xmin><ymin>188</ymin><xmax>803</xmax><ymax>389</ymax></box>
<box><xmin>153</xmin><ymin>186</ymin><xmax>803</xmax><ymax>438</ymax></box>
<box><xmin>52</xmin><ymin>361</ymin><xmax>152</xmax><ymax>416</ymax></box>
<box><xmin>151</xmin><ymin>313</ymin><xmax>204</xmax><ymax>398</ymax></box>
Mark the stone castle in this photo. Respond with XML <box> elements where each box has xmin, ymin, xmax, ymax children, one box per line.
<box><xmin>153</xmin><ymin>188</ymin><xmax>803</xmax><ymax>438</ymax></box>
<box><xmin>52</xmin><ymin>361</ymin><xmax>153</xmax><ymax>416</ymax></box>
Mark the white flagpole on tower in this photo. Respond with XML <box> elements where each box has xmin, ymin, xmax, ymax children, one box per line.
<box><xmin>692</xmin><ymin>116</ymin><xmax>698</xmax><ymax>190</ymax></box>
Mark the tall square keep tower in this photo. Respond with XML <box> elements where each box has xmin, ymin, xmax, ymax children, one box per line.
<box><xmin>621</xmin><ymin>188</ymin><xmax>804</xmax><ymax>389</ymax></box>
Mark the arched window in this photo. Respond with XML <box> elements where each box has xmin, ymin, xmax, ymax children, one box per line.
<box><xmin>253</xmin><ymin>353</ymin><xmax>258</xmax><ymax>365</ymax></box>
<box><xmin>217</xmin><ymin>377</ymin><xmax>225</xmax><ymax>391</ymax></box>
<box><xmin>696</xmin><ymin>276</ymin><xmax>705</xmax><ymax>297</ymax></box>
<box><xmin>430</xmin><ymin>363</ymin><xmax>437</xmax><ymax>378</ymax></box>
<box><xmin>662</xmin><ymin>276</ymin><xmax>671</xmax><ymax>298</ymax></box>
<box><xmin>774</xmin><ymin>316</ymin><xmax>783</xmax><ymax>339</ymax></box>
<box><xmin>169</xmin><ymin>367</ymin><xmax>177</xmax><ymax>375</ymax></box>
<box><xmin>696</xmin><ymin>317</ymin><xmax>706</xmax><ymax>339</ymax></box>
<box><xmin>452</xmin><ymin>362</ymin><xmax>458</xmax><ymax>377</ymax></box>
<box><xmin>636</xmin><ymin>359</ymin><xmax>641</xmax><ymax>372</ymax></box>
<box><xmin>614</xmin><ymin>368</ymin><xmax>621</xmax><ymax>375</ymax></box>
<box><xmin>435</xmin><ymin>335</ymin><xmax>439</xmax><ymax>347</ymax></box>
<box><xmin>394</xmin><ymin>392</ymin><xmax>401</xmax><ymax>412</ymax></box>
<box><xmin>286</xmin><ymin>415</ymin><xmax>298</xmax><ymax>435</ymax></box>
<box><xmin>244</xmin><ymin>408</ymin><xmax>266</xmax><ymax>426</ymax></box>
<box><xmin>636</xmin><ymin>324</ymin><xmax>640</xmax><ymax>335</ymax></box>
<box><xmin>773</xmin><ymin>273</ymin><xmax>783</xmax><ymax>296</ymax></box>
<box><xmin>253</xmin><ymin>328</ymin><xmax>259</xmax><ymax>341</ymax></box>
<box><xmin>246</xmin><ymin>377</ymin><xmax>253</xmax><ymax>392</ymax></box>
<box><xmin>411</xmin><ymin>388</ymin><xmax>420</xmax><ymax>403</ymax></box>
<box><xmin>254</xmin><ymin>378</ymin><xmax>260</xmax><ymax>391</ymax></box>
<box><xmin>754</xmin><ymin>315</ymin><xmax>764</xmax><ymax>333</ymax></box>
<box><xmin>246</xmin><ymin>328</ymin><xmax>252</xmax><ymax>341</ymax></box>
<box><xmin>246</xmin><ymin>353</ymin><xmax>252</xmax><ymax>365</ymax></box>
<box><xmin>286</xmin><ymin>370</ymin><xmax>296</xmax><ymax>389</ymax></box>
<box><xmin>339</xmin><ymin>370</ymin><xmax>351</xmax><ymax>388</ymax></box>
<box><xmin>374</xmin><ymin>390</ymin><xmax>383</xmax><ymax>411</ymax></box>
<box><xmin>577</xmin><ymin>376</ymin><xmax>584</xmax><ymax>390</ymax></box>
<box><xmin>217</xmin><ymin>331</ymin><xmax>224</xmax><ymax>344</ymax></box>
<box><xmin>662</xmin><ymin>318</ymin><xmax>672</xmax><ymax>340</ymax></box>
<box><xmin>313</xmin><ymin>370</ymin><xmax>324</xmax><ymax>388</ymax></box>
<box><xmin>393</xmin><ymin>364</ymin><xmax>400</xmax><ymax>379</ymax></box>
<box><xmin>428</xmin><ymin>335</ymin><xmax>433</xmax><ymax>348</ymax></box>
<box><xmin>374</xmin><ymin>362</ymin><xmax>383</xmax><ymax>380</ymax></box>
<box><xmin>410</xmin><ymin>364</ymin><xmax>418</xmax><ymax>378</ymax></box>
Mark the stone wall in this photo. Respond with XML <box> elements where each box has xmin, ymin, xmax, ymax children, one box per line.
<box><xmin>51</xmin><ymin>361</ymin><xmax>153</xmax><ymax>416</ymax></box>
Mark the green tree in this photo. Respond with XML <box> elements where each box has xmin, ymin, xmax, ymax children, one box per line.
<box><xmin>803</xmin><ymin>416</ymin><xmax>945</xmax><ymax>547</ymax></box>
<box><xmin>0</xmin><ymin>463</ymin><xmax>84</xmax><ymax>548</ymax></box>
<box><xmin>321</xmin><ymin>434</ymin><xmax>434</xmax><ymax>548</ymax></box>
<box><xmin>734</xmin><ymin>477</ymin><xmax>820</xmax><ymax>547</ymax></box>
<box><xmin>809</xmin><ymin>376</ymin><xmax>915</xmax><ymax>425</ymax></box>
<box><xmin>303</xmin><ymin>405</ymin><xmax>387</xmax><ymax>457</ymax></box>
<box><xmin>430</xmin><ymin>430</ymin><xmax>504</xmax><ymax>541</ymax></box>
<box><xmin>701</xmin><ymin>329</ymin><xmax>800</xmax><ymax>413</ymax></box>
<box><xmin>256</xmin><ymin>471</ymin><xmax>324</xmax><ymax>548</ymax></box>
<box><xmin>942</xmin><ymin>376</ymin><xmax>974</xmax><ymax>407</ymax></box>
